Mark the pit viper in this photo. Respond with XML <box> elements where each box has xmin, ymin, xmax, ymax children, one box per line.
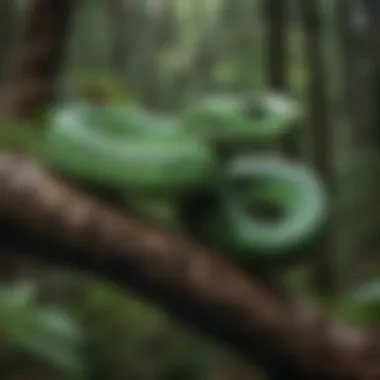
<box><xmin>7</xmin><ymin>92</ymin><xmax>328</xmax><ymax>262</ymax></box>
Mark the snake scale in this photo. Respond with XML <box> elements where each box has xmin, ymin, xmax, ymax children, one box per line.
<box><xmin>6</xmin><ymin>92</ymin><xmax>328</xmax><ymax>264</ymax></box>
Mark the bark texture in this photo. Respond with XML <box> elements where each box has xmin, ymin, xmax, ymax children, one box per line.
<box><xmin>0</xmin><ymin>153</ymin><xmax>378</xmax><ymax>380</ymax></box>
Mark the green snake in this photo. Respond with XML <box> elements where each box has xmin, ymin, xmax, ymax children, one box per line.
<box><xmin>182</xmin><ymin>92</ymin><xmax>304</xmax><ymax>143</ymax></box>
<box><xmin>198</xmin><ymin>154</ymin><xmax>327</xmax><ymax>263</ymax></box>
<box><xmin>7</xmin><ymin>92</ymin><xmax>327</xmax><ymax>263</ymax></box>
<box><xmin>41</xmin><ymin>103</ymin><xmax>219</xmax><ymax>192</ymax></box>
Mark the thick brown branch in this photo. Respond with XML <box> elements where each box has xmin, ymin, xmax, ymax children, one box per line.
<box><xmin>0</xmin><ymin>153</ymin><xmax>378</xmax><ymax>380</ymax></box>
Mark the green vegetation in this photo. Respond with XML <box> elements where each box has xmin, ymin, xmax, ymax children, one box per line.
<box><xmin>0</xmin><ymin>0</ymin><xmax>379</xmax><ymax>379</ymax></box>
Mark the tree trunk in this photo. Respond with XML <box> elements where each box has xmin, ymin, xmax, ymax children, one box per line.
<box><xmin>0</xmin><ymin>0</ymin><xmax>75</xmax><ymax>120</ymax></box>
<box><xmin>0</xmin><ymin>0</ymin><xmax>16</xmax><ymax>84</ymax></box>
<box><xmin>265</xmin><ymin>0</ymin><xmax>288</xmax><ymax>89</ymax></box>
<box><xmin>300</xmin><ymin>0</ymin><xmax>336</xmax><ymax>295</ymax></box>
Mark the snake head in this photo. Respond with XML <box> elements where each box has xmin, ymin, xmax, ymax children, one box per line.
<box><xmin>182</xmin><ymin>92</ymin><xmax>304</xmax><ymax>143</ymax></box>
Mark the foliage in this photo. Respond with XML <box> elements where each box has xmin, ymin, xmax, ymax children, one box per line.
<box><xmin>337</xmin><ymin>280</ymin><xmax>380</xmax><ymax>326</ymax></box>
<box><xmin>0</xmin><ymin>281</ymin><xmax>86</xmax><ymax>379</ymax></box>
<box><xmin>52</xmin><ymin>275</ymin><xmax>225</xmax><ymax>380</ymax></box>
<box><xmin>70</xmin><ymin>70</ymin><xmax>137</xmax><ymax>105</ymax></box>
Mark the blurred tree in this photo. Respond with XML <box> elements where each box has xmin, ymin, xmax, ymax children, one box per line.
<box><xmin>299</xmin><ymin>0</ymin><xmax>336</xmax><ymax>294</ymax></box>
<box><xmin>335</xmin><ymin>0</ymin><xmax>380</xmax><ymax>288</ymax></box>
<box><xmin>107</xmin><ymin>0</ymin><xmax>130</xmax><ymax>79</ymax></box>
<box><xmin>264</xmin><ymin>0</ymin><xmax>302</xmax><ymax>158</ymax></box>
<box><xmin>337</xmin><ymin>0</ymin><xmax>377</xmax><ymax>146</ymax></box>
<box><xmin>172</xmin><ymin>0</ymin><xmax>226</xmax><ymax>107</ymax></box>
<box><xmin>265</xmin><ymin>0</ymin><xmax>288</xmax><ymax>89</ymax></box>
<box><xmin>0</xmin><ymin>0</ymin><xmax>16</xmax><ymax>83</ymax></box>
<box><xmin>0</xmin><ymin>0</ymin><xmax>75</xmax><ymax>119</ymax></box>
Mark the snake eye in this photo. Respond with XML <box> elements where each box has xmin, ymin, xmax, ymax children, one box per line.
<box><xmin>245</xmin><ymin>101</ymin><xmax>266</xmax><ymax>120</ymax></box>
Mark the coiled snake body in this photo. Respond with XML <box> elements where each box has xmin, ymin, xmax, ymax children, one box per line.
<box><xmin>42</xmin><ymin>104</ymin><xmax>219</xmax><ymax>192</ymax></box>
<box><xmin>34</xmin><ymin>92</ymin><xmax>327</xmax><ymax>264</ymax></box>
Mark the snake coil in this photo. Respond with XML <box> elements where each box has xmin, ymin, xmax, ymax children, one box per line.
<box><xmin>39</xmin><ymin>93</ymin><xmax>327</xmax><ymax>263</ymax></box>
<box><xmin>222</xmin><ymin>155</ymin><xmax>327</xmax><ymax>258</ymax></box>
<box><xmin>42</xmin><ymin>104</ymin><xmax>219</xmax><ymax>191</ymax></box>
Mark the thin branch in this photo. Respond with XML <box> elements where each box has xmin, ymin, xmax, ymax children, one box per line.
<box><xmin>0</xmin><ymin>153</ymin><xmax>378</xmax><ymax>380</ymax></box>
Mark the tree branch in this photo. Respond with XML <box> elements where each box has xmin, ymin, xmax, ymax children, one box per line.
<box><xmin>0</xmin><ymin>153</ymin><xmax>378</xmax><ymax>380</ymax></box>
